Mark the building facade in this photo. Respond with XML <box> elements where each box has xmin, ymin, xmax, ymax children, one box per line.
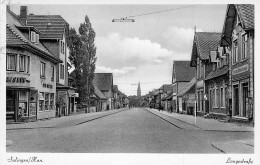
<box><xmin>190</xmin><ymin>32</ymin><xmax>221</xmax><ymax>116</ymax></box>
<box><xmin>20</xmin><ymin>6</ymin><xmax>71</xmax><ymax>117</ymax></box>
<box><xmin>6</xmin><ymin>8</ymin><xmax>62</xmax><ymax>122</ymax></box>
<box><xmin>204</xmin><ymin>47</ymin><xmax>229</xmax><ymax>119</ymax></box>
<box><xmin>171</xmin><ymin>61</ymin><xmax>195</xmax><ymax>113</ymax></box>
<box><xmin>221</xmin><ymin>4</ymin><xmax>254</xmax><ymax>122</ymax></box>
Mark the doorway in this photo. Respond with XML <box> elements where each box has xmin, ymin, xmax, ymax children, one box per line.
<box><xmin>233</xmin><ymin>85</ymin><xmax>239</xmax><ymax>116</ymax></box>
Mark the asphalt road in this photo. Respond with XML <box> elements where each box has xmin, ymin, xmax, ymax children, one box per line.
<box><xmin>6</xmin><ymin>108</ymin><xmax>253</xmax><ymax>153</ymax></box>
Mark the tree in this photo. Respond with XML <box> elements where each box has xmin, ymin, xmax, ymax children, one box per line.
<box><xmin>68</xmin><ymin>15</ymin><xmax>97</xmax><ymax>113</ymax></box>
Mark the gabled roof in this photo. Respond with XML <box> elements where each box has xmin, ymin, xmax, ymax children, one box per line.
<box><xmin>173</xmin><ymin>61</ymin><xmax>195</xmax><ymax>82</ymax></box>
<box><xmin>93</xmin><ymin>73</ymin><xmax>113</xmax><ymax>91</ymax></box>
<box><xmin>6</xmin><ymin>10</ymin><xmax>61</xmax><ymax>63</ymax></box>
<box><xmin>93</xmin><ymin>84</ymin><xmax>106</xmax><ymax>99</ymax></box>
<box><xmin>193</xmin><ymin>32</ymin><xmax>222</xmax><ymax>60</ymax></box>
<box><xmin>26</xmin><ymin>15</ymin><xmax>69</xmax><ymax>40</ymax></box>
<box><xmin>221</xmin><ymin>4</ymin><xmax>254</xmax><ymax>46</ymax></box>
<box><xmin>160</xmin><ymin>84</ymin><xmax>172</xmax><ymax>93</ymax></box>
<box><xmin>177</xmin><ymin>77</ymin><xmax>196</xmax><ymax>97</ymax></box>
<box><xmin>205</xmin><ymin>65</ymin><xmax>229</xmax><ymax>81</ymax></box>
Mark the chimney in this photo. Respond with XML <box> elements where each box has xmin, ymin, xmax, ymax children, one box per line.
<box><xmin>6</xmin><ymin>5</ymin><xmax>10</xmax><ymax>11</ymax></box>
<box><xmin>20</xmin><ymin>6</ymin><xmax>28</xmax><ymax>25</ymax></box>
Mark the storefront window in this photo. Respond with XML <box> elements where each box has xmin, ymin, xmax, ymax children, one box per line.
<box><xmin>220</xmin><ymin>87</ymin><xmax>225</xmax><ymax>107</ymax></box>
<box><xmin>29</xmin><ymin>91</ymin><xmax>37</xmax><ymax>117</ymax></box>
<box><xmin>45</xmin><ymin>93</ymin><xmax>49</xmax><ymax>110</ymax></box>
<box><xmin>39</xmin><ymin>92</ymin><xmax>44</xmax><ymax>111</ymax></box>
<box><xmin>19</xmin><ymin>91</ymin><xmax>28</xmax><ymax>117</ymax></box>
<box><xmin>50</xmin><ymin>93</ymin><xmax>54</xmax><ymax>110</ymax></box>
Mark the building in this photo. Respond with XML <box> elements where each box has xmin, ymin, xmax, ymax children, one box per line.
<box><xmin>93</xmin><ymin>73</ymin><xmax>114</xmax><ymax>110</ymax></box>
<box><xmin>177</xmin><ymin>77</ymin><xmax>196</xmax><ymax>115</ymax></box>
<box><xmin>204</xmin><ymin>46</ymin><xmax>229</xmax><ymax>119</ymax></box>
<box><xmin>159</xmin><ymin>84</ymin><xmax>173</xmax><ymax>111</ymax></box>
<box><xmin>190</xmin><ymin>32</ymin><xmax>222</xmax><ymax>116</ymax></box>
<box><xmin>90</xmin><ymin>84</ymin><xmax>107</xmax><ymax>112</ymax></box>
<box><xmin>6</xmin><ymin>7</ymin><xmax>62</xmax><ymax>122</ymax></box>
<box><xmin>220</xmin><ymin>4</ymin><xmax>254</xmax><ymax>122</ymax></box>
<box><xmin>19</xmin><ymin>6</ymin><xmax>72</xmax><ymax>117</ymax></box>
<box><xmin>171</xmin><ymin>61</ymin><xmax>195</xmax><ymax>113</ymax></box>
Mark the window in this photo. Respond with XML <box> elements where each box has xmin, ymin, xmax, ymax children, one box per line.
<box><xmin>50</xmin><ymin>93</ymin><xmax>54</xmax><ymax>109</ymax></box>
<box><xmin>19</xmin><ymin>55</ymin><xmax>26</xmax><ymax>72</ymax></box>
<box><xmin>60</xmin><ymin>41</ymin><xmax>63</xmax><ymax>53</ymax></box>
<box><xmin>60</xmin><ymin>41</ymin><xmax>65</xmax><ymax>54</ymax></box>
<box><xmin>62</xmin><ymin>42</ymin><xmax>65</xmax><ymax>53</ymax></box>
<box><xmin>220</xmin><ymin>87</ymin><xmax>225</xmax><ymax>107</ymax></box>
<box><xmin>45</xmin><ymin>93</ymin><xmax>49</xmax><ymax>110</ymax></box>
<box><xmin>31</xmin><ymin>31</ymin><xmax>36</xmax><ymax>42</ymax></box>
<box><xmin>51</xmin><ymin>66</ymin><xmax>55</xmax><ymax>81</ymax></box>
<box><xmin>60</xmin><ymin>64</ymin><xmax>64</xmax><ymax>79</ymax></box>
<box><xmin>39</xmin><ymin>92</ymin><xmax>44</xmax><ymax>111</ymax></box>
<box><xmin>233</xmin><ymin>40</ymin><xmax>238</xmax><ymax>64</ymax></box>
<box><xmin>215</xmin><ymin>87</ymin><xmax>219</xmax><ymax>107</ymax></box>
<box><xmin>35</xmin><ymin>34</ymin><xmax>39</xmax><ymax>44</ymax></box>
<box><xmin>19</xmin><ymin>91</ymin><xmax>28</xmax><ymax>117</ymax></box>
<box><xmin>7</xmin><ymin>54</ymin><xmax>16</xmax><ymax>71</ymax></box>
<box><xmin>242</xmin><ymin>34</ymin><xmax>247</xmax><ymax>60</ymax></box>
<box><xmin>40</xmin><ymin>62</ymin><xmax>46</xmax><ymax>78</ymax></box>
<box><xmin>27</xmin><ymin>56</ymin><xmax>30</xmax><ymax>73</ymax></box>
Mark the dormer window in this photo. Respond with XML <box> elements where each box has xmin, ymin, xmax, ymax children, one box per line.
<box><xmin>31</xmin><ymin>31</ymin><xmax>36</xmax><ymax>42</ymax></box>
<box><xmin>30</xmin><ymin>31</ymin><xmax>39</xmax><ymax>44</ymax></box>
<box><xmin>35</xmin><ymin>34</ymin><xmax>39</xmax><ymax>44</ymax></box>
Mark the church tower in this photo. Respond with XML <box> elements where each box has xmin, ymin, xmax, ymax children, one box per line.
<box><xmin>137</xmin><ymin>81</ymin><xmax>141</xmax><ymax>97</ymax></box>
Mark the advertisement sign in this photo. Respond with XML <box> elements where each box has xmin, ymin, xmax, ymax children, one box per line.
<box><xmin>29</xmin><ymin>103</ymin><xmax>36</xmax><ymax>116</ymax></box>
<box><xmin>58</xmin><ymin>91</ymin><xmax>67</xmax><ymax>106</ymax></box>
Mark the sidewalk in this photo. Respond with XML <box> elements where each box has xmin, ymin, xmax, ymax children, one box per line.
<box><xmin>6</xmin><ymin>108</ymin><xmax>126</xmax><ymax>130</ymax></box>
<box><xmin>148</xmin><ymin>108</ymin><xmax>254</xmax><ymax>132</ymax></box>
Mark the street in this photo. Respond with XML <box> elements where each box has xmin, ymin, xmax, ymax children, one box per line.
<box><xmin>6</xmin><ymin>108</ymin><xmax>253</xmax><ymax>153</ymax></box>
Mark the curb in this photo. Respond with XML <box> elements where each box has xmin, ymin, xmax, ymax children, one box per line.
<box><xmin>147</xmin><ymin>108</ymin><xmax>202</xmax><ymax>130</ymax></box>
<box><xmin>147</xmin><ymin>108</ymin><xmax>253</xmax><ymax>132</ymax></box>
<box><xmin>7</xmin><ymin>109</ymin><xmax>126</xmax><ymax>130</ymax></box>
<box><xmin>145</xmin><ymin>108</ymin><xmax>183</xmax><ymax>129</ymax></box>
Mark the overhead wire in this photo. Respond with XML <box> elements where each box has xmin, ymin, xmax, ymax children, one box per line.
<box><xmin>125</xmin><ymin>5</ymin><xmax>194</xmax><ymax>19</ymax></box>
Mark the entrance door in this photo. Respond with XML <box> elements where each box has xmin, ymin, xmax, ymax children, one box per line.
<box><xmin>242</xmin><ymin>83</ymin><xmax>248</xmax><ymax>117</ymax></box>
<box><xmin>233</xmin><ymin>85</ymin><xmax>239</xmax><ymax>116</ymax></box>
<box><xmin>6</xmin><ymin>90</ymin><xmax>17</xmax><ymax>121</ymax></box>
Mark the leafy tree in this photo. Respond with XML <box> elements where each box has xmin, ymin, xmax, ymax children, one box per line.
<box><xmin>68</xmin><ymin>15</ymin><xmax>97</xmax><ymax>112</ymax></box>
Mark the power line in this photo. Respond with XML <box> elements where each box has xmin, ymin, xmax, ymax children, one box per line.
<box><xmin>116</xmin><ymin>80</ymin><xmax>171</xmax><ymax>85</ymax></box>
<box><xmin>125</xmin><ymin>5</ymin><xmax>194</xmax><ymax>19</ymax></box>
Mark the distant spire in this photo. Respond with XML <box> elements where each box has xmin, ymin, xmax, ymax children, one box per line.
<box><xmin>137</xmin><ymin>81</ymin><xmax>141</xmax><ymax>97</ymax></box>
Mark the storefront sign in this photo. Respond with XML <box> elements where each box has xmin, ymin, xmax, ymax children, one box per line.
<box><xmin>232</xmin><ymin>64</ymin><xmax>249</xmax><ymax>75</ymax></box>
<box><xmin>43</xmin><ymin>83</ymin><xmax>53</xmax><ymax>89</ymax></box>
<box><xmin>6</xmin><ymin>77</ymin><xmax>26</xmax><ymax>83</ymax></box>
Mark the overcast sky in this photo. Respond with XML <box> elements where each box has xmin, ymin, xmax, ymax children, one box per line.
<box><xmin>10</xmin><ymin>4</ymin><xmax>227</xmax><ymax>96</ymax></box>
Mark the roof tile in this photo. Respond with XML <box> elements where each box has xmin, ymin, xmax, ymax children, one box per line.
<box><xmin>195</xmin><ymin>32</ymin><xmax>222</xmax><ymax>60</ymax></box>
<box><xmin>174</xmin><ymin>61</ymin><xmax>195</xmax><ymax>82</ymax></box>
<box><xmin>93</xmin><ymin>73</ymin><xmax>113</xmax><ymax>91</ymax></box>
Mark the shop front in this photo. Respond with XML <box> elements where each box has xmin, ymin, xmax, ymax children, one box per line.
<box><xmin>6</xmin><ymin>86</ymin><xmax>37</xmax><ymax>122</ymax></box>
<box><xmin>231</xmin><ymin>64</ymin><xmax>253</xmax><ymax>121</ymax></box>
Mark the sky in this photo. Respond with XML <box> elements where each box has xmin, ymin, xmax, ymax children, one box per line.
<box><xmin>10</xmin><ymin>4</ymin><xmax>227</xmax><ymax>96</ymax></box>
